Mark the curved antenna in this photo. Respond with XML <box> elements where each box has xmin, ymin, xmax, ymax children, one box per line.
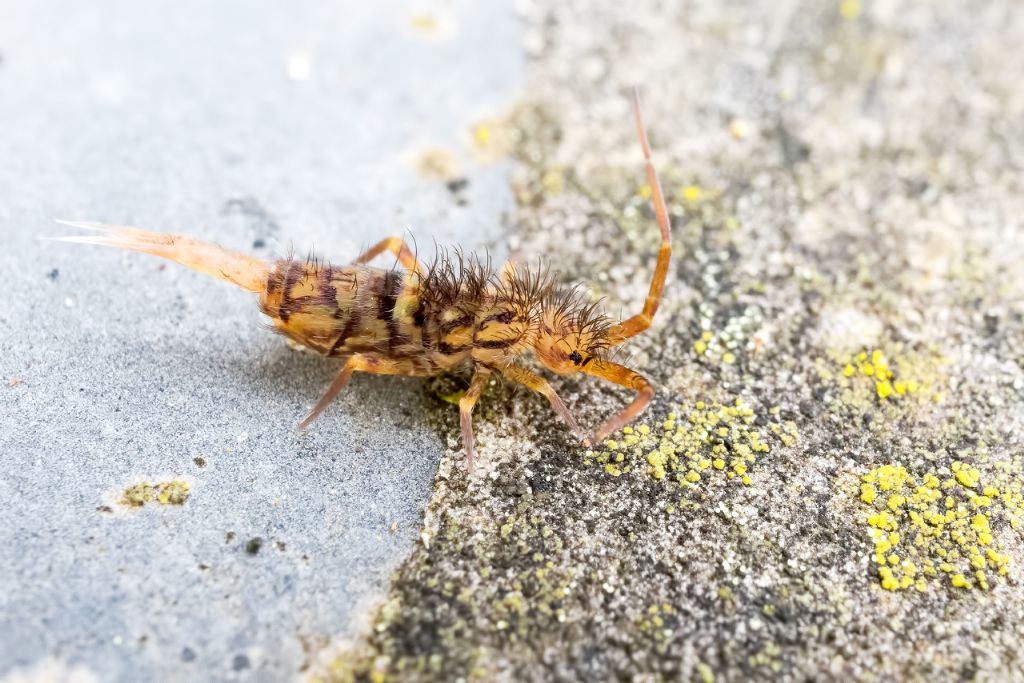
<box><xmin>607</xmin><ymin>87</ymin><xmax>673</xmax><ymax>345</ymax></box>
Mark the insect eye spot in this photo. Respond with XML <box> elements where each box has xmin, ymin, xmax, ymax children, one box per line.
<box><xmin>569</xmin><ymin>350</ymin><xmax>583</xmax><ymax>366</ymax></box>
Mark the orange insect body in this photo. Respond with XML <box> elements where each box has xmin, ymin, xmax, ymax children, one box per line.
<box><xmin>53</xmin><ymin>90</ymin><xmax>672</xmax><ymax>466</ymax></box>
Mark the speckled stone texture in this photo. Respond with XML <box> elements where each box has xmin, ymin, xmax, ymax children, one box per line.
<box><xmin>318</xmin><ymin>0</ymin><xmax>1024</xmax><ymax>681</ymax></box>
<box><xmin>0</xmin><ymin>1</ymin><xmax>521</xmax><ymax>681</ymax></box>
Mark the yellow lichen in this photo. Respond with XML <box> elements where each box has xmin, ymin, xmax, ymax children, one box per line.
<box><xmin>680</xmin><ymin>185</ymin><xmax>703</xmax><ymax>203</ymax></box>
<box><xmin>827</xmin><ymin>345</ymin><xmax>945</xmax><ymax>412</ymax></box>
<box><xmin>584</xmin><ymin>398</ymin><xmax>797</xmax><ymax>487</ymax></box>
<box><xmin>120</xmin><ymin>483</ymin><xmax>156</xmax><ymax>507</ymax></box>
<box><xmin>156</xmin><ymin>480</ymin><xmax>191</xmax><ymax>505</ymax></box>
<box><xmin>119</xmin><ymin>479</ymin><xmax>191</xmax><ymax>508</ymax></box>
<box><xmin>858</xmin><ymin>459</ymin><xmax>1023</xmax><ymax>592</ymax></box>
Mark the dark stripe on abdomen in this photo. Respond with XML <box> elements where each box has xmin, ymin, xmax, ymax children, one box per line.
<box><xmin>278</xmin><ymin>261</ymin><xmax>305</xmax><ymax>323</ymax></box>
<box><xmin>380</xmin><ymin>270</ymin><xmax>403</xmax><ymax>349</ymax></box>
<box><xmin>475</xmin><ymin>338</ymin><xmax>518</xmax><ymax>349</ymax></box>
<box><xmin>329</xmin><ymin>307</ymin><xmax>361</xmax><ymax>357</ymax></box>
<box><xmin>412</xmin><ymin>304</ymin><xmax>432</xmax><ymax>350</ymax></box>
<box><xmin>438</xmin><ymin>341</ymin><xmax>471</xmax><ymax>355</ymax></box>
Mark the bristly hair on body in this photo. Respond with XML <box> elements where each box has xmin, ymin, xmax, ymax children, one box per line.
<box><xmin>540</xmin><ymin>283</ymin><xmax>612</xmax><ymax>344</ymax></box>
<box><xmin>413</xmin><ymin>246</ymin><xmax>611</xmax><ymax>354</ymax></box>
<box><xmin>417</xmin><ymin>245</ymin><xmax>496</xmax><ymax>313</ymax></box>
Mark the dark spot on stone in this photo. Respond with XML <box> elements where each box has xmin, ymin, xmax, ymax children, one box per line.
<box><xmin>181</xmin><ymin>647</ymin><xmax>196</xmax><ymax>662</ymax></box>
<box><xmin>276</xmin><ymin>540</ymin><xmax>287</xmax><ymax>552</ymax></box>
<box><xmin>529</xmin><ymin>471</ymin><xmax>554</xmax><ymax>494</ymax></box>
<box><xmin>46</xmin><ymin>268</ymin><xmax>59</xmax><ymax>281</ymax></box>
<box><xmin>96</xmin><ymin>505</ymin><xmax>113</xmax><ymax>513</ymax></box>
<box><xmin>193</xmin><ymin>456</ymin><xmax>206</xmax><ymax>468</ymax></box>
<box><xmin>799</xmin><ymin>400</ymin><xmax>821</xmax><ymax>419</ymax></box>
<box><xmin>245</xmin><ymin>537</ymin><xmax>263</xmax><ymax>555</ymax></box>
<box><xmin>984</xmin><ymin>310</ymin><xmax>1000</xmax><ymax>336</ymax></box>
<box><xmin>776</xmin><ymin>120</ymin><xmax>811</xmax><ymax>166</ymax></box>
<box><xmin>225</xmin><ymin>531</ymin><xmax>236</xmax><ymax>543</ymax></box>
<box><xmin>232</xmin><ymin>654</ymin><xmax>250</xmax><ymax>671</ymax></box>
<box><xmin>909</xmin><ymin>177</ymin><xmax>930</xmax><ymax>196</ymax></box>
<box><xmin>198</xmin><ymin>563</ymin><xmax>210</xmax><ymax>571</ymax></box>
<box><xmin>446</xmin><ymin>177</ymin><xmax>469</xmax><ymax>194</ymax></box>
<box><xmin>222</xmin><ymin>196</ymin><xmax>281</xmax><ymax>247</ymax></box>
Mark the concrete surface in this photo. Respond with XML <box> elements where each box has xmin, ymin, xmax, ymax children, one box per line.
<box><xmin>0</xmin><ymin>1</ymin><xmax>522</xmax><ymax>681</ymax></box>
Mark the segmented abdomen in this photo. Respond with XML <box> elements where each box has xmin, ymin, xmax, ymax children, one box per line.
<box><xmin>258</xmin><ymin>257</ymin><xmax>540</xmax><ymax>373</ymax></box>
<box><xmin>258</xmin><ymin>260</ymin><xmax>476</xmax><ymax>373</ymax></box>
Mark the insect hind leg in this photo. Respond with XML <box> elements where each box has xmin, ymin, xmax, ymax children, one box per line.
<box><xmin>298</xmin><ymin>356</ymin><xmax>428</xmax><ymax>431</ymax></box>
<box><xmin>298</xmin><ymin>357</ymin><xmax>356</xmax><ymax>430</ymax></box>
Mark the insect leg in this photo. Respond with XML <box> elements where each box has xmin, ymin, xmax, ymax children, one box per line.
<box><xmin>459</xmin><ymin>366</ymin><xmax>493</xmax><ymax>468</ymax></box>
<box><xmin>352</xmin><ymin>237</ymin><xmax>425</xmax><ymax>275</ymax></box>
<box><xmin>498</xmin><ymin>364</ymin><xmax>587</xmax><ymax>444</ymax></box>
<box><xmin>607</xmin><ymin>88</ymin><xmax>673</xmax><ymax>345</ymax></box>
<box><xmin>298</xmin><ymin>356</ymin><xmax>426</xmax><ymax>430</ymax></box>
<box><xmin>298</xmin><ymin>357</ymin><xmax>356</xmax><ymax>430</ymax></box>
<box><xmin>579</xmin><ymin>358</ymin><xmax>654</xmax><ymax>442</ymax></box>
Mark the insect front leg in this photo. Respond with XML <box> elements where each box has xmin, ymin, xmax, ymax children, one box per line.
<box><xmin>352</xmin><ymin>236</ymin><xmax>425</xmax><ymax>275</ymax></box>
<box><xmin>497</xmin><ymin>364</ymin><xmax>587</xmax><ymax>444</ymax></box>
<box><xmin>459</xmin><ymin>366</ymin><xmax>493</xmax><ymax>468</ymax></box>
<box><xmin>579</xmin><ymin>359</ymin><xmax>654</xmax><ymax>442</ymax></box>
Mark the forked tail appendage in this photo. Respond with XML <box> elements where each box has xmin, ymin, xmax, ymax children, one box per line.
<box><xmin>48</xmin><ymin>221</ymin><xmax>271</xmax><ymax>293</ymax></box>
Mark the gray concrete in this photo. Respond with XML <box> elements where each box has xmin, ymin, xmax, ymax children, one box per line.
<box><xmin>0</xmin><ymin>1</ymin><xmax>522</xmax><ymax>680</ymax></box>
